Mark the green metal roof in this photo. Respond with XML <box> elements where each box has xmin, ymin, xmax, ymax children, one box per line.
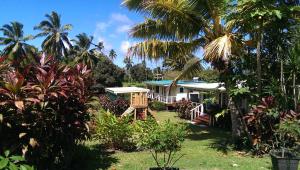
<box><xmin>144</xmin><ymin>80</ymin><xmax>206</xmax><ymax>86</ymax></box>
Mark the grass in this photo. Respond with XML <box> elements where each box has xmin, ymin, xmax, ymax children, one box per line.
<box><xmin>77</xmin><ymin>111</ymin><xmax>273</xmax><ymax>170</ymax></box>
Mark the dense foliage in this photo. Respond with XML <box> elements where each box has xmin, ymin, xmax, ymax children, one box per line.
<box><xmin>94</xmin><ymin>111</ymin><xmax>158</xmax><ymax>151</ymax></box>
<box><xmin>129</xmin><ymin>63</ymin><xmax>153</xmax><ymax>82</ymax></box>
<box><xmin>92</xmin><ymin>58</ymin><xmax>125</xmax><ymax>93</ymax></box>
<box><xmin>175</xmin><ymin>100</ymin><xmax>194</xmax><ymax>119</ymax></box>
<box><xmin>0</xmin><ymin>56</ymin><xmax>91</xmax><ymax>169</ymax></box>
<box><xmin>0</xmin><ymin>150</ymin><xmax>35</xmax><ymax>170</ymax></box>
<box><xmin>243</xmin><ymin>97</ymin><xmax>300</xmax><ymax>155</ymax></box>
<box><xmin>149</xmin><ymin>101</ymin><xmax>166</xmax><ymax>111</ymax></box>
<box><xmin>98</xmin><ymin>95</ymin><xmax>129</xmax><ymax>116</ymax></box>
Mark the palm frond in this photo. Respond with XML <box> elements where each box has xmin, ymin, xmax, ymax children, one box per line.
<box><xmin>171</xmin><ymin>57</ymin><xmax>203</xmax><ymax>86</ymax></box>
<box><xmin>130</xmin><ymin>18</ymin><xmax>202</xmax><ymax>40</ymax></box>
<box><xmin>128</xmin><ymin>38</ymin><xmax>204</xmax><ymax>60</ymax></box>
<box><xmin>204</xmin><ymin>34</ymin><xmax>234</xmax><ymax>62</ymax></box>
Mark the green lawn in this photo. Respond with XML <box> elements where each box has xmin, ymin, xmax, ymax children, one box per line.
<box><xmin>75</xmin><ymin>111</ymin><xmax>272</xmax><ymax>170</ymax></box>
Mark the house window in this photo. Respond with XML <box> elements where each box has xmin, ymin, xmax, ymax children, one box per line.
<box><xmin>155</xmin><ymin>86</ymin><xmax>159</xmax><ymax>93</ymax></box>
<box><xmin>179</xmin><ymin>87</ymin><xmax>184</xmax><ymax>93</ymax></box>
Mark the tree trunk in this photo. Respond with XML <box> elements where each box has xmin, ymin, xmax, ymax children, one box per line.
<box><xmin>293</xmin><ymin>72</ymin><xmax>297</xmax><ymax>111</ymax></box>
<box><xmin>256</xmin><ymin>32</ymin><xmax>263</xmax><ymax>95</ymax></box>
<box><xmin>228</xmin><ymin>97</ymin><xmax>243</xmax><ymax>141</ymax></box>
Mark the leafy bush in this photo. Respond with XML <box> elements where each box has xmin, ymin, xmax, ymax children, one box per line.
<box><xmin>0</xmin><ymin>150</ymin><xmax>34</xmax><ymax>170</ymax></box>
<box><xmin>243</xmin><ymin>96</ymin><xmax>300</xmax><ymax>155</ymax></box>
<box><xmin>275</xmin><ymin>120</ymin><xmax>300</xmax><ymax>153</ymax></box>
<box><xmin>175</xmin><ymin>100</ymin><xmax>194</xmax><ymax>119</ymax></box>
<box><xmin>149</xmin><ymin>101</ymin><xmax>166</xmax><ymax>111</ymax></box>
<box><xmin>94</xmin><ymin>111</ymin><xmax>135</xmax><ymax>151</ymax></box>
<box><xmin>98</xmin><ymin>95</ymin><xmax>129</xmax><ymax>116</ymax></box>
<box><xmin>94</xmin><ymin>110</ymin><xmax>158</xmax><ymax>151</ymax></box>
<box><xmin>0</xmin><ymin>56</ymin><xmax>91</xmax><ymax>169</ymax></box>
<box><xmin>141</xmin><ymin>121</ymin><xmax>186</xmax><ymax>168</ymax></box>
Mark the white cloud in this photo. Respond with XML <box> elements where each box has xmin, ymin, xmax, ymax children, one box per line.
<box><xmin>111</xmin><ymin>13</ymin><xmax>133</xmax><ymax>24</ymax></box>
<box><xmin>117</xmin><ymin>24</ymin><xmax>131</xmax><ymax>33</ymax></box>
<box><xmin>120</xmin><ymin>41</ymin><xmax>131</xmax><ymax>54</ymax></box>
<box><xmin>95</xmin><ymin>22</ymin><xmax>110</xmax><ymax>32</ymax></box>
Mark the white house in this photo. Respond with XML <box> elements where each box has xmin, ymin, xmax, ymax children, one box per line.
<box><xmin>145</xmin><ymin>79</ymin><xmax>227</xmax><ymax>107</ymax></box>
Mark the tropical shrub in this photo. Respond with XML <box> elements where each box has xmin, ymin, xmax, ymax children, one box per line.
<box><xmin>94</xmin><ymin>111</ymin><xmax>158</xmax><ymax>151</ymax></box>
<box><xmin>275</xmin><ymin>120</ymin><xmax>300</xmax><ymax>152</ymax></box>
<box><xmin>149</xmin><ymin>101</ymin><xmax>166</xmax><ymax>111</ymax></box>
<box><xmin>141</xmin><ymin>121</ymin><xmax>186</xmax><ymax>169</ymax></box>
<box><xmin>98</xmin><ymin>95</ymin><xmax>129</xmax><ymax>116</ymax></box>
<box><xmin>94</xmin><ymin>111</ymin><xmax>136</xmax><ymax>151</ymax></box>
<box><xmin>175</xmin><ymin>100</ymin><xmax>194</xmax><ymax>119</ymax></box>
<box><xmin>243</xmin><ymin>96</ymin><xmax>300</xmax><ymax>155</ymax></box>
<box><xmin>0</xmin><ymin>150</ymin><xmax>35</xmax><ymax>170</ymax></box>
<box><xmin>0</xmin><ymin>56</ymin><xmax>91</xmax><ymax>169</ymax></box>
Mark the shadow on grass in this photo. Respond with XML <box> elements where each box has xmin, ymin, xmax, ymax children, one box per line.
<box><xmin>70</xmin><ymin>143</ymin><xmax>118</xmax><ymax>170</ymax></box>
<box><xmin>184</xmin><ymin>123</ymin><xmax>233</xmax><ymax>154</ymax></box>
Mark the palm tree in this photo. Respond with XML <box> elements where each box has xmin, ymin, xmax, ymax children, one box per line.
<box><xmin>122</xmin><ymin>0</ymin><xmax>245</xmax><ymax>139</ymax></box>
<box><xmin>0</xmin><ymin>21</ymin><xmax>36</xmax><ymax>66</ymax></box>
<box><xmin>109</xmin><ymin>49</ymin><xmax>117</xmax><ymax>61</ymax></box>
<box><xmin>35</xmin><ymin>11</ymin><xmax>72</xmax><ymax>58</ymax></box>
<box><xmin>71</xmin><ymin>33</ymin><xmax>99</xmax><ymax>68</ymax></box>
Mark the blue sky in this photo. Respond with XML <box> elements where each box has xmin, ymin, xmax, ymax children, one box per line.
<box><xmin>0</xmin><ymin>0</ymin><xmax>163</xmax><ymax>68</ymax></box>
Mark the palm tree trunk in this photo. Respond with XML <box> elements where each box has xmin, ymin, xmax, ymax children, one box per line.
<box><xmin>229</xmin><ymin>97</ymin><xmax>242</xmax><ymax>141</ymax></box>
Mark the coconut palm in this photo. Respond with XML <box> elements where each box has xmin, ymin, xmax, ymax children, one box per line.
<box><xmin>123</xmin><ymin>0</ymin><xmax>247</xmax><ymax>139</ymax></box>
<box><xmin>71</xmin><ymin>33</ymin><xmax>99</xmax><ymax>68</ymax></box>
<box><xmin>109</xmin><ymin>49</ymin><xmax>117</xmax><ymax>61</ymax></box>
<box><xmin>0</xmin><ymin>21</ymin><xmax>36</xmax><ymax>65</ymax></box>
<box><xmin>122</xmin><ymin>0</ymin><xmax>242</xmax><ymax>81</ymax></box>
<box><xmin>35</xmin><ymin>11</ymin><xmax>72</xmax><ymax>58</ymax></box>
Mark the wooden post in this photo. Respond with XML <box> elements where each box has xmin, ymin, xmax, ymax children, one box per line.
<box><xmin>134</xmin><ymin>108</ymin><xmax>137</xmax><ymax>121</ymax></box>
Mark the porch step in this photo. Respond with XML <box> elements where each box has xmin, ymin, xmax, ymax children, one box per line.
<box><xmin>191</xmin><ymin>114</ymin><xmax>210</xmax><ymax>125</ymax></box>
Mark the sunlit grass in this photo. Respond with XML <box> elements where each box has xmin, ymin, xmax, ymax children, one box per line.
<box><xmin>78</xmin><ymin>111</ymin><xmax>272</xmax><ymax>170</ymax></box>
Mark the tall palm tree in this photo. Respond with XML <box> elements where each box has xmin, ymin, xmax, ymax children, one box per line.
<box><xmin>0</xmin><ymin>21</ymin><xmax>36</xmax><ymax>65</ymax></box>
<box><xmin>122</xmin><ymin>0</ymin><xmax>245</xmax><ymax>139</ymax></box>
<box><xmin>71</xmin><ymin>33</ymin><xmax>99</xmax><ymax>68</ymax></box>
<box><xmin>35</xmin><ymin>11</ymin><xmax>72</xmax><ymax>58</ymax></box>
<box><xmin>109</xmin><ymin>49</ymin><xmax>117</xmax><ymax>61</ymax></box>
<box><xmin>122</xmin><ymin>0</ymin><xmax>240</xmax><ymax>81</ymax></box>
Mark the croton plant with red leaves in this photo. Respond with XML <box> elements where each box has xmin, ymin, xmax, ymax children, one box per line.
<box><xmin>243</xmin><ymin>96</ymin><xmax>299</xmax><ymax>155</ymax></box>
<box><xmin>0</xmin><ymin>55</ymin><xmax>92</xmax><ymax>168</ymax></box>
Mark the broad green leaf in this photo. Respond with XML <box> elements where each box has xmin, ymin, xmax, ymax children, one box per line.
<box><xmin>8</xmin><ymin>162</ymin><xmax>18</xmax><ymax>170</ymax></box>
<box><xmin>4</xmin><ymin>150</ymin><xmax>10</xmax><ymax>157</ymax></box>
<box><xmin>21</xmin><ymin>165</ymin><xmax>34</xmax><ymax>170</ymax></box>
<box><xmin>0</xmin><ymin>158</ymin><xmax>9</xmax><ymax>169</ymax></box>
<box><xmin>10</xmin><ymin>155</ymin><xmax>25</xmax><ymax>161</ymax></box>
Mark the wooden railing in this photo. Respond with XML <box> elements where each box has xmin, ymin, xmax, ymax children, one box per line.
<box><xmin>157</xmin><ymin>95</ymin><xmax>177</xmax><ymax>104</ymax></box>
<box><xmin>148</xmin><ymin>92</ymin><xmax>176</xmax><ymax>104</ymax></box>
<box><xmin>190</xmin><ymin>103</ymin><xmax>204</xmax><ymax>121</ymax></box>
